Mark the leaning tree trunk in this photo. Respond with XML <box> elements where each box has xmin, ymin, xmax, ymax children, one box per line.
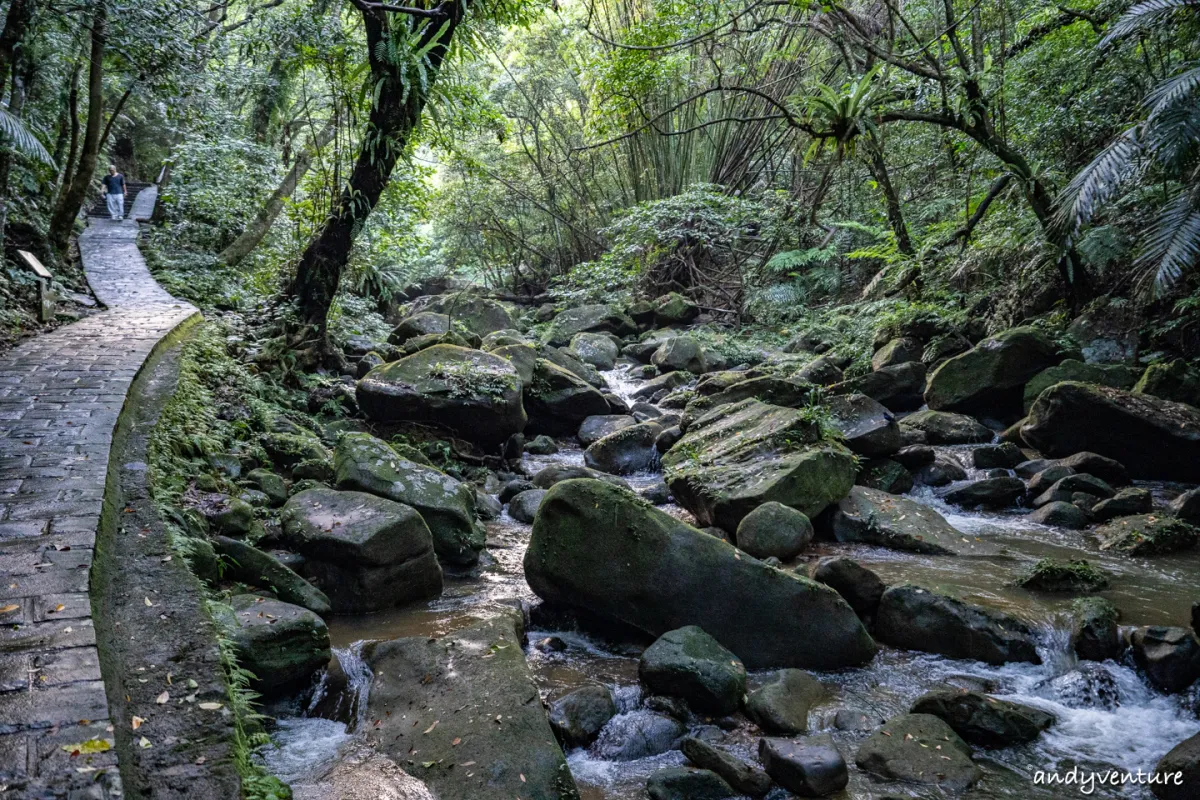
<box><xmin>864</xmin><ymin>133</ymin><xmax>914</xmax><ymax>256</ymax></box>
<box><xmin>220</xmin><ymin>121</ymin><xmax>336</xmax><ymax>265</ymax></box>
<box><xmin>0</xmin><ymin>0</ymin><xmax>36</xmax><ymax>247</ymax></box>
<box><xmin>287</xmin><ymin>4</ymin><xmax>465</xmax><ymax>342</ymax></box>
<box><xmin>48</xmin><ymin>0</ymin><xmax>105</xmax><ymax>256</ymax></box>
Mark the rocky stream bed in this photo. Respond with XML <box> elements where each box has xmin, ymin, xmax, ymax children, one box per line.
<box><xmin>241</xmin><ymin>345</ymin><xmax>1200</xmax><ymax>800</ymax></box>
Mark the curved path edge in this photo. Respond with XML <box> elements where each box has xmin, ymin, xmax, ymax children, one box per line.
<box><xmin>0</xmin><ymin>188</ymin><xmax>207</xmax><ymax>797</ymax></box>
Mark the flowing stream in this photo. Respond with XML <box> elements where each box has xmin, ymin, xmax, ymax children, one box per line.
<box><xmin>261</xmin><ymin>362</ymin><xmax>1200</xmax><ymax>799</ymax></box>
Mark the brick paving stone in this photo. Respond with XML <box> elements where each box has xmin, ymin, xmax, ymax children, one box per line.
<box><xmin>0</xmin><ymin>187</ymin><xmax>197</xmax><ymax>795</ymax></box>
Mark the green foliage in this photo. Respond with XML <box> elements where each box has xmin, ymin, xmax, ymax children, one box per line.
<box><xmin>429</xmin><ymin>359</ymin><xmax>517</xmax><ymax>399</ymax></box>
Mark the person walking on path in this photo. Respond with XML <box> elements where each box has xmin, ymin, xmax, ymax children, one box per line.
<box><xmin>101</xmin><ymin>165</ymin><xmax>127</xmax><ymax>220</ymax></box>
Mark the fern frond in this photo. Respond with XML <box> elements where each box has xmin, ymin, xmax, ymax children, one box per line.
<box><xmin>1100</xmin><ymin>0</ymin><xmax>1200</xmax><ymax>47</ymax></box>
<box><xmin>1144</xmin><ymin>97</ymin><xmax>1200</xmax><ymax>168</ymax></box>
<box><xmin>1136</xmin><ymin>190</ymin><xmax>1200</xmax><ymax>295</ymax></box>
<box><xmin>1145</xmin><ymin>64</ymin><xmax>1200</xmax><ymax>121</ymax></box>
<box><xmin>1053</xmin><ymin>127</ymin><xmax>1143</xmax><ymax>235</ymax></box>
<box><xmin>0</xmin><ymin>108</ymin><xmax>52</xmax><ymax>165</ymax></box>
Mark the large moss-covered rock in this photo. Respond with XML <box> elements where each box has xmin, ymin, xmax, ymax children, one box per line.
<box><xmin>524</xmin><ymin>479</ymin><xmax>876</xmax><ymax>669</ymax></box>
<box><xmin>1021</xmin><ymin>383</ymin><xmax>1200</xmax><ymax>482</ymax></box>
<box><xmin>662</xmin><ymin>399</ymin><xmax>857</xmax><ymax>531</ymax></box>
<box><xmin>363</xmin><ymin>613</ymin><xmax>580</xmax><ymax>800</ymax></box>
<box><xmin>546</xmin><ymin>304</ymin><xmax>637</xmax><ymax>346</ymax></box>
<box><xmin>570</xmin><ymin>332</ymin><xmax>620</xmax><ymax>370</ymax></box>
<box><xmin>735</xmin><ymin>501</ymin><xmax>813</xmax><ymax>561</ymax></box>
<box><xmin>1135</xmin><ymin>359</ymin><xmax>1200</xmax><ymax>408</ymax></box>
<box><xmin>872</xmin><ymin>337</ymin><xmax>923</xmax><ymax>370</ymax></box>
<box><xmin>227</xmin><ymin>595</ymin><xmax>330</xmax><ymax>696</ymax></box>
<box><xmin>899</xmin><ymin>409</ymin><xmax>992</xmax><ymax>444</ymax></box>
<box><xmin>357</xmin><ymin>345</ymin><xmax>526</xmax><ymax>448</ymax></box>
<box><xmin>875</xmin><ymin>585</ymin><xmax>1041</xmax><ymax>664</ymax></box>
<box><xmin>280</xmin><ymin>487</ymin><xmax>443</xmax><ymax>612</ymax></box>
<box><xmin>639</xmin><ymin>626</ymin><xmax>747</xmax><ymax>714</ymax></box>
<box><xmin>1096</xmin><ymin>514</ymin><xmax>1199</xmax><ymax>556</ymax></box>
<box><xmin>1022</xmin><ymin>358</ymin><xmax>1137</xmax><ymax>411</ymax></box>
<box><xmin>651</xmin><ymin>336</ymin><xmax>710</xmax><ymax>375</ymax></box>
<box><xmin>388</xmin><ymin>312</ymin><xmax>449</xmax><ymax>345</ymax></box>
<box><xmin>548</xmin><ymin>686</ymin><xmax>616</xmax><ymax>747</ymax></box>
<box><xmin>525</xmin><ymin>359</ymin><xmax>610</xmax><ymax>436</ymax></box>
<box><xmin>830</xmin><ymin>361</ymin><xmax>927</xmax><ymax>411</ymax></box>
<box><xmin>829</xmin><ymin>486</ymin><xmax>995</xmax><ymax>556</ymax></box>
<box><xmin>855</xmin><ymin>714</ymin><xmax>981</xmax><ymax>792</ymax></box>
<box><xmin>333</xmin><ymin>433</ymin><xmax>484</xmax><ymax>565</ymax></box>
<box><xmin>925</xmin><ymin>326</ymin><xmax>1071</xmax><ymax>418</ymax></box>
<box><xmin>578</xmin><ymin>414</ymin><xmax>637</xmax><ymax>446</ymax></box>
<box><xmin>413</xmin><ymin>292</ymin><xmax>515</xmax><ymax>336</ymax></box>
<box><xmin>653</xmin><ymin>292</ymin><xmax>700</xmax><ymax>325</ymax></box>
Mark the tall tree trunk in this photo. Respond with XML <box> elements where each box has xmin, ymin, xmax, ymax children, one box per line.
<box><xmin>0</xmin><ymin>0</ymin><xmax>33</xmax><ymax>95</ymax></box>
<box><xmin>220</xmin><ymin>121</ymin><xmax>335</xmax><ymax>265</ymax></box>
<box><xmin>864</xmin><ymin>134</ymin><xmax>914</xmax><ymax>256</ymax></box>
<box><xmin>287</xmin><ymin>4</ymin><xmax>465</xmax><ymax>341</ymax></box>
<box><xmin>48</xmin><ymin>0</ymin><xmax>105</xmax><ymax>256</ymax></box>
<box><xmin>0</xmin><ymin>65</ymin><xmax>29</xmax><ymax>246</ymax></box>
<box><xmin>53</xmin><ymin>61</ymin><xmax>82</xmax><ymax>207</ymax></box>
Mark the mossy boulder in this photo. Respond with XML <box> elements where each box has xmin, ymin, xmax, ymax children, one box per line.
<box><xmin>1022</xmin><ymin>383</ymin><xmax>1200</xmax><ymax>482</ymax></box>
<box><xmin>651</xmin><ymin>336</ymin><xmax>710</xmax><ymax>375</ymax></box>
<box><xmin>925</xmin><ymin>326</ymin><xmax>1072</xmax><ymax>418</ymax></box>
<box><xmin>525</xmin><ymin>359</ymin><xmax>610</xmax><ymax>436</ymax></box>
<box><xmin>898</xmin><ymin>409</ymin><xmax>992</xmax><ymax>444</ymax></box>
<box><xmin>856</xmin><ymin>457</ymin><xmax>914</xmax><ymax>494</ymax></box>
<box><xmin>645</xmin><ymin>768</ymin><xmax>732</xmax><ymax>800</ymax></box>
<box><xmin>679</xmin><ymin>375</ymin><xmax>814</xmax><ymax>426</ymax></box>
<box><xmin>1135</xmin><ymin>358</ymin><xmax>1200</xmax><ymax>408</ymax></box>
<box><xmin>333</xmin><ymin>433</ymin><xmax>484</xmax><ymax>565</ymax></box>
<box><xmin>1153</xmin><ymin>732</ymin><xmax>1200</xmax><ymax>800</ymax></box>
<box><xmin>212</xmin><ymin>536</ymin><xmax>331</xmax><ymax>614</ymax></box>
<box><xmin>546</xmin><ymin>303</ymin><xmax>637</xmax><ymax>346</ymax></box>
<box><xmin>363</xmin><ymin>613</ymin><xmax>580</xmax><ymax>800</ymax></box>
<box><xmin>570</xmin><ymin>332</ymin><xmax>620</xmax><ymax>370</ymax></box>
<box><xmin>872</xmin><ymin>336</ymin><xmax>923</xmax><ymax>370</ymax></box>
<box><xmin>245</xmin><ymin>468</ymin><xmax>288</xmax><ymax>507</ymax></box>
<box><xmin>524</xmin><ymin>479</ymin><xmax>876</xmax><ymax>669</ymax></box>
<box><xmin>227</xmin><ymin>594</ymin><xmax>331</xmax><ymax>696</ymax></box>
<box><xmin>1017</xmin><ymin>558</ymin><xmax>1109</xmax><ymax>593</ymax></box>
<box><xmin>280</xmin><ymin>487</ymin><xmax>443</xmax><ymax>612</ymax></box>
<box><xmin>357</xmin><ymin>344</ymin><xmax>526</xmax><ymax>449</ymax></box>
<box><xmin>489</xmin><ymin>342</ymin><xmax>538</xmax><ymax>384</ymax></box>
<box><xmin>388</xmin><ymin>311</ymin><xmax>449</xmax><ymax>345</ymax></box>
<box><xmin>261</xmin><ymin>431</ymin><xmax>328</xmax><ymax>469</ymax></box>
<box><xmin>662</xmin><ymin>399</ymin><xmax>856</xmax><ymax>531</ymax></box>
<box><xmin>414</xmin><ymin>292</ymin><xmax>516</xmax><ymax>336</ymax></box>
<box><xmin>541</xmin><ymin>344</ymin><xmax>604</xmax><ymax>386</ymax></box>
<box><xmin>830</xmin><ymin>361</ymin><xmax>927</xmax><ymax>411</ymax></box>
<box><xmin>735</xmin><ymin>501</ymin><xmax>813</xmax><ymax>561</ymax></box>
<box><xmin>1022</xmin><ymin>358</ymin><xmax>1137</xmax><ymax>411</ymax></box>
<box><xmin>1096</xmin><ymin>514</ymin><xmax>1199</xmax><ymax>556</ymax></box>
<box><xmin>639</xmin><ymin>626</ymin><xmax>747</xmax><ymax>714</ymax></box>
<box><xmin>653</xmin><ymin>292</ymin><xmax>700</xmax><ymax>325</ymax></box>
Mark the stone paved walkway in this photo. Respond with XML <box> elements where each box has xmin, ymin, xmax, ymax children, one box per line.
<box><xmin>0</xmin><ymin>188</ymin><xmax>198</xmax><ymax>797</ymax></box>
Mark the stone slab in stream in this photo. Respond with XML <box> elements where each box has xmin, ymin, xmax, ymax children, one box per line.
<box><xmin>0</xmin><ymin>189</ymin><xmax>198</xmax><ymax>795</ymax></box>
<box><xmin>362</xmin><ymin>612</ymin><xmax>580</xmax><ymax>800</ymax></box>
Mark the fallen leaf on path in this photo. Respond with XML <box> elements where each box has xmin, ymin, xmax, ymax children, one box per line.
<box><xmin>155</xmin><ymin>691</ymin><xmax>169</xmax><ymax>704</ymax></box>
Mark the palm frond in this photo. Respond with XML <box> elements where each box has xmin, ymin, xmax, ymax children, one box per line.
<box><xmin>1145</xmin><ymin>64</ymin><xmax>1200</xmax><ymax>121</ymax></box>
<box><xmin>0</xmin><ymin>108</ymin><xmax>53</xmax><ymax>165</ymax></box>
<box><xmin>1053</xmin><ymin>127</ymin><xmax>1143</xmax><ymax>235</ymax></box>
<box><xmin>1100</xmin><ymin>0</ymin><xmax>1200</xmax><ymax>47</ymax></box>
<box><xmin>1143</xmin><ymin>96</ymin><xmax>1200</xmax><ymax>168</ymax></box>
<box><xmin>1135</xmin><ymin>190</ymin><xmax>1200</xmax><ymax>295</ymax></box>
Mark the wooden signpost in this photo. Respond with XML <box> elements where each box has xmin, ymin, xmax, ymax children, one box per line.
<box><xmin>17</xmin><ymin>250</ymin><xmax>54</xmax><ymax>322</ymax></box>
